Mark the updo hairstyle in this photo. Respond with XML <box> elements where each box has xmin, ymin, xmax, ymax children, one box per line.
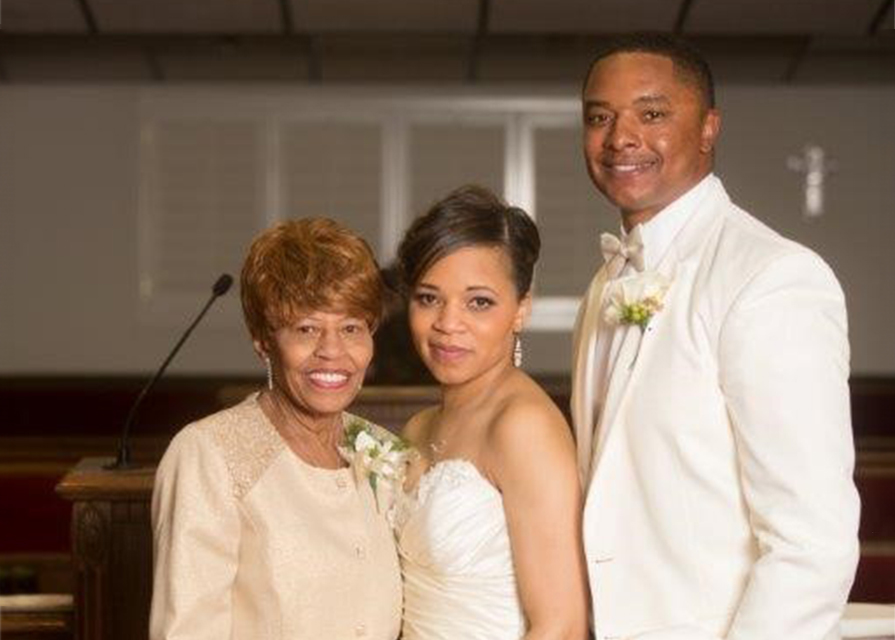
<box><xmin>397</xmin><ymin>185</ymin><xmax>541</xmax><ymax>298</ymax></box>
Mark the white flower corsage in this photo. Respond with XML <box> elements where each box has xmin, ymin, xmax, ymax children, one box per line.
<box><xmin>339</xmin><ymin>416</ymin><xmax>416</xmax><ymax>513</ymax></box>
<box><xmin>603</xmin><ymin>271</ymin><xmax>672</xmax><ymax>330</ymax></box>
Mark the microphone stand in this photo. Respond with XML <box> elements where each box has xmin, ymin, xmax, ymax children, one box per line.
<box><xmin>107</xmin><ymin>275</ymin><xmax>232</xmax><ymax>469</ymax></box>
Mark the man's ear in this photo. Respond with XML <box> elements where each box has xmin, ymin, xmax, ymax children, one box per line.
<box><xmin>700</xmin><ymin>108</ymin><xmax>721</xmax><ymax>154</ymax></box>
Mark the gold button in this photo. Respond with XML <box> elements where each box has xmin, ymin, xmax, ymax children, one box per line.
<box><xmin>336</xmin><ymin>477</ymin><xmax>348</xmax><ymax>489</ymax></box>
<box><xmin>355</xmin><ymin>545</ymin><xmax>366</xmax><ymax>560</ymax></box>
<box><xmin>355</xmin><ymin>623</ymin><xmax>367</xmax><ymax>636</ymax></box>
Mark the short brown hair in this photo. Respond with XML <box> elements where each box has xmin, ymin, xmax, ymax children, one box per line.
<box><xmin>398</xmin><ymin>185</ymin><xmax>540</xmax><ymax>298</ymax></box>
<box><xmin>241</xmin><ymin>218</ymin><xmax>383</xmax><ymax>342</ymax></box>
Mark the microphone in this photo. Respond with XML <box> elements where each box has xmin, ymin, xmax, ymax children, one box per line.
<box><xmin>107</xmin><ymin>274</ymin><xmax>234</xmax><ymax>469</ymax></box>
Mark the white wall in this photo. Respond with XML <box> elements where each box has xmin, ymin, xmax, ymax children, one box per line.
<box><xmin>716</xmin><ymin>86</ymin><xmax>895</xmax><ymax>379</ymax></box>
<box><xmin>0</xmin><ymin>87</ymin><xmax>259</xmax><ymax>376</ymax></box>
<box><xmin>1</xmin><ymin>83</ymin><xmax>893</xmax><ymax>376</ymax></box>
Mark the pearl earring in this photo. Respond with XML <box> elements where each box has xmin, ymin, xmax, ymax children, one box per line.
<box><xmin>265</xmin><ymin>356</ymin><xmax>273</xmax><ymax>391</ymax></box>
<box><xmin>513</xmin><ymin>333</ymin><xmax>523</xmax><ymax>368</ymax></box>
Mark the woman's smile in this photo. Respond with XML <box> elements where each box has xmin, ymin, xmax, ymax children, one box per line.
<box><xmin>306</xmin><ymin>368</ymin><xmax>352</xmax><ymax>389</ymax></box>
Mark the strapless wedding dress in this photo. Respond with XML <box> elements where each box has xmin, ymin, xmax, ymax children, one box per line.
<box><xmin>395</xmin><ymin>459</ymin><xmax>527</xmax><ymax>640</ymax></box>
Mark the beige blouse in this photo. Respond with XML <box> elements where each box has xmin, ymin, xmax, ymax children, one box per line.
<box><xmin>149</xmin><ymin>395</ymin><xmax>402</xmax><ymax>640</ymax></box>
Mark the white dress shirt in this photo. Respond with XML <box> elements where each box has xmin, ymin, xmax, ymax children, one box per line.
<box><xmin>593</xmin><ymin>173</ymin><xmax>718</xmax><ymax>427</ymax></box>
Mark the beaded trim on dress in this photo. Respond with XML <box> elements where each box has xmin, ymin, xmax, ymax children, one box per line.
<box><xmin>416</xmin><ymin>459</ymin><xmax>483</xmax><ymax>504</ymax></box>
<box><xmin>202</xmin><ymin>396</ymin><xmax>285</xmax><ymax>500</ymax></box>
<box><xmin>391</xmin><ymin>459</ymin><xmax>486</xmax><ymax>532</ymax></box>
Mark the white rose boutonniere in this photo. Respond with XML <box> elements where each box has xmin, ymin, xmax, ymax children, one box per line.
<box><xmin>603</xmin><ymin>271</ymin><xmax>673</xmax><ymax>330</ymax></box>
<box><xmin>339</xmin><ymin>417</ymin><xmax>416</xmax><ymax>514</ymax></box>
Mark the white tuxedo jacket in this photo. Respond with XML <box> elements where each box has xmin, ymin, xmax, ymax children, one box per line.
<box><xmin>572</xmin><ymin>177</ymin><xmax>860</xmax><ymax>640</ymax></box>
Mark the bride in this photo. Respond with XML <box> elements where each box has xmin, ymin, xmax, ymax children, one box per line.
<box><xmin>394</xmin><ymin>185</ymin><xmax>589</xmax><ymax>640</ymax></box>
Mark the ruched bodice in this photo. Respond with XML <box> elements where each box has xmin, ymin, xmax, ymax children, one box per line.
<box><xmin>396</xmin><ymin>459</ymin><xmax>526</xmax><ymax>640</ymax></box>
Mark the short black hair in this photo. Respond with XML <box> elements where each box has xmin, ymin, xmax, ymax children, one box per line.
<box><xmin>584</xmin><ymin>33</ymin><xmax>715</xmax><ymax>110</ymax></box>
<box><xmin>398</xmin><ymin>185</ymin><xmax>541</xmax><ymax>298</ymax></box>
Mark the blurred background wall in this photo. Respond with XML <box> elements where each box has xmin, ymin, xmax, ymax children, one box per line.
<box><xmin>0</xmin><ymin>0</ymin><xmax>893</xmax><ymax>378</ymax></box>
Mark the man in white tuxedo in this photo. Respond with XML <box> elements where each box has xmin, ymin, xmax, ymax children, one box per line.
<box><xmin>572</xmin><ymin>35</ymin><xmax>860</xmax><ymax>640</ymax></box>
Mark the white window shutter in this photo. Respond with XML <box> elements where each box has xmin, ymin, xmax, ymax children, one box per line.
<box><xmin>533</xmin><ymin>125</ymin><xmax>615</xmax><ymax>296</ymax></box>
<box><xmin>142</xmin><ymin>119</ymin><xmax>264</xmax><ymax>297</ymax></box>
<box><xmin>408</xmin><ymin>121</ymin><xmax>505</xmax><ymax>220</ymax></box>
<box><xmin>280</xmin><ymin>121</ymin><xmax>382</xmax><ymax>252</ymax></box>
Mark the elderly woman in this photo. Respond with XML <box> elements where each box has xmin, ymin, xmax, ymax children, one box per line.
<box><xmin>150</xmin><ymin>218</ymin><xmax>402</xmax><ymax>640</ymax></box>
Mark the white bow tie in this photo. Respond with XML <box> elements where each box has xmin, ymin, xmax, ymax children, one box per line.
<box><xmin>600</xmin><ymin>225</ymin><xmax>645</xmax><ymax>272</ymax></box>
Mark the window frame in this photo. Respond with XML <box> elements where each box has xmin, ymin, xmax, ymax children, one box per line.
<box><xmin>137</xmin><ymin>88</ymin><xmax>586</xmax><ymax>331</ymax></box>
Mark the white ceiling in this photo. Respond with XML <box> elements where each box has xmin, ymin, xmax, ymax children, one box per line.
<box><xmin>0</xmin><ymin>0</ymin><xmax>892</xmax><ymax>83</ymax></box>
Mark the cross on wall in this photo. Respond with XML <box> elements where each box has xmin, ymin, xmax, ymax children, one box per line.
<box><xmin>787</xmin><ymin>144</ymin><xmax>837</xmax><ymax>220</ymax></box>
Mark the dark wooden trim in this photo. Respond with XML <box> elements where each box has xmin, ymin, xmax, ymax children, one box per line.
<box><xmin>143</xmin><ymin>46</ymin><xmax>165</xmax><ymax>81</ymax></box>
<box><xmin>0</xmin><ymin>553</ymin><xmax>73</xmax><ymax>595</ymax></box>
<box><xmin>59</xmin><ymin>461</ymin><xmax>154</xmax><ymax>640</ymax></box>
<box><xmin>0</xmin><ymin>32</ymin><xmax>849</xmax><ymax>53</ymax></box>
<box><xmin>0</xmin><ymin>605</ymin><xmax>73</xmax><ymax>636</ymax></box>
<box><xmin>782</xmin><ymin>36</ymin><xmax>813</xmax><ymax>82</ymax></box>
<box><xmin>277</xmin><ymin>0</ymin><xmax>295</xmax><ymax>35</ymax></box>
<box><xmin>467</xmin><ymin>0</ymin><xmax>491</xmax><ymax>82</ymax></box>
<box><xmin>0</xmin><ymin>436</ymin><xmax>168</xmax><ymax>468</ymax></box>
<box><xmin>306</xmin><ymin>35</ymin><xmax>322</xmax><ymax>82</ymax></box>
<box><xmin>58</xmin><ymin>458</ymin><xmax>154</xmax><ymax>502</ymax></box>
<box><xmin>673</xmin><ymin>0</ymin><xmax>696</xmax><ymax>34</ymax></box>
<box><xmin>75</xmin><ymin>0</ymin><xmax>99</xmax><ymax>34</ymax></box>
<box><xmin>0</xmin><ymin>375</ymin><xmax>892</xmax><ymax>442</ymax></box>
<box><xmin>868</xmin><ymin>0</ymin><xmax>894</xmax><ymax>34</ymax></box>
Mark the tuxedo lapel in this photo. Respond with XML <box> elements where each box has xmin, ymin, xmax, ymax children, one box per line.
<box><xmin>586</xmin><ymin>178</ymin><xmax>730</xmax><ymax>488</ymax></box>
<box><xmin>571</xmin><ymin>266</ymin><xmax>610</xmax><ymax>485</ymax></box>
<box><xmin>590</xmin><ymin>257</ymin><xmax>679</xmax><ymax>474</ymax></box>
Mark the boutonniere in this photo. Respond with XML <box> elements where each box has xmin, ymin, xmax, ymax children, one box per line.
<box><xmin>339</xmin><ymin>417</ymin><xmax>416</xmax><ymax>513</ymax></box>
<box><xmin>603</xmin><ymin>271</ymin><xmax>673</xmax><ymax>330</ymax></box>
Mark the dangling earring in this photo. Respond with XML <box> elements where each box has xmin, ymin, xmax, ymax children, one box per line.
<box><xmin>513</xmin><ymin>333</ymin><xmax>523</xmax><ymax>368</ymax></box>
<box><xmin>264</xmin><ymin>356</ymin><xmax>273</xmax><ymax>391</ymax></box>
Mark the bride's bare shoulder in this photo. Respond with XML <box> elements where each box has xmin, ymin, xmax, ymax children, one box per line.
<box><xmin>402</xmin><ymin>406</ymin><xmax>439</xmax><ymax>448</ymax></box>
<box><xmin>488</xmin><ymin>380</ymin><xmax>571</xmax><ymax>451</ymax></box>
<box><xmin>483</xmin><ymin>385</ymin><xmax>576</xmax><ymax>490</ymax></box>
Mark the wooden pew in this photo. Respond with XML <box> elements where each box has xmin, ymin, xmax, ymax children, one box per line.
<box><xmin>852</xmin><ymin>445</ymin><xmax>895</xmax><ymax>603</ymax></box>
<box><xmin>0</xmin><ymin>594</ymin><xmax>73</xmax><ymax>640</ymax></box>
